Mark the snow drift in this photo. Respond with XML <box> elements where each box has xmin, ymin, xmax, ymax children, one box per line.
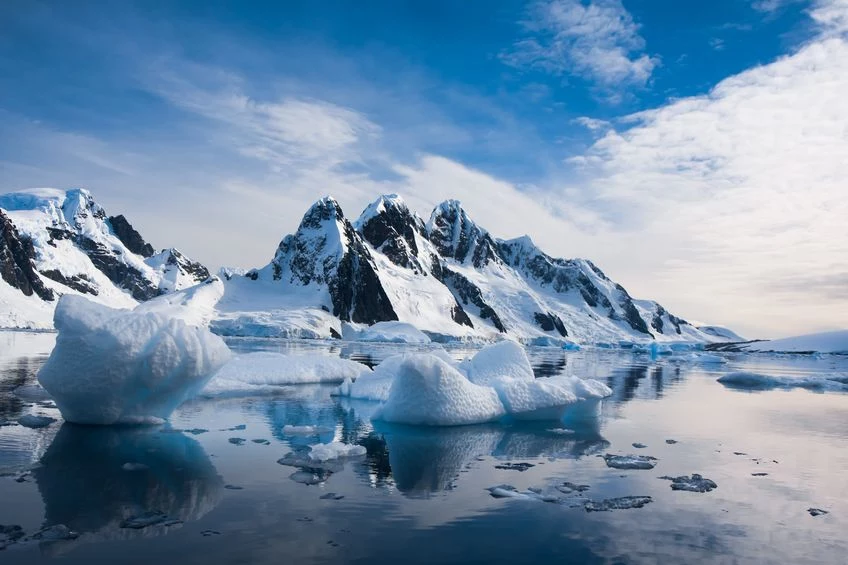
<box><xmin>38</xmin><ymin>294</ymin><xmax>231</xmax><ymax>424</ymax></box>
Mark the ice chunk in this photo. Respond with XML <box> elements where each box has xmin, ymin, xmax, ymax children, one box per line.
<box><xmin>341</xmin><ymin>321</ymin><xmax>431</xmax><ymax>344</ymax></box>
<box><xmin>38</xmin><ymin>295</ymin><xmax>231</xmax><ymax>425</ymax></box>
<box><xmin>203</xmin><ymin>352</ymin><xmax>368</xmax><ymax>396</ymax></box>
<box><xmin>602</xmin><ymin>454</ymin><xmax>658</xmax><ymax>470</ymax></box>
<box><xmin>717</xmin><ymin>372</ymin><xmax>848</xmax><ymax>392</ymax></box>
<box><xmin>375</xmin><ymin>354</ymin><xmax>507</xmax><ymax>426</ymax></box>
<box><xmin>584</xmin><ymin>496</ymin><xmax>653</xmax><ymax>512</ymax></box>
<box><xmin>307</xmin><ymin>441</ymin><xmax>367</xmax><ymax>462</ymax></box>
<box><xmin>659</xmin><ymin>474</ymin><xmax>717</xmax><ymax>492</ymax></box>
<box><xmin>31</xmin><ymin>524</ymin><xmax>79</xmax><ymax>541</ymax></box>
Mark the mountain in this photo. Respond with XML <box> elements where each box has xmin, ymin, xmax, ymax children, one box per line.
<box><xmin>215</xmin><ymin>194</ymin><xmax>730</xmax><ymax>344</ymax></box>
<box><xmin>0</xmin><ymin>188</ymin><xmax>210</xmax><ymax>329</ymax></box>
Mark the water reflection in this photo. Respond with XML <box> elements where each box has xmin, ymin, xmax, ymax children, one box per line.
<box><xmin>360</xmin><ymin>420</ymin><xmax>608</xmax><ymax>497</ymax></box>
<box><xmin>33</xmin><ymin>424</ymin><xmax>223</xmax><ymax>541</ymax></box>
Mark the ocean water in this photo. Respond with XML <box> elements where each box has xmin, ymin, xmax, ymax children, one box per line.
<box><xmin>1</xmin><ymin>331</ymin><xmax>846</xmax><ymax>564</ymax></box>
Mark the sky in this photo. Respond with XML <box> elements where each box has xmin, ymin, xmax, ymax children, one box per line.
<box><xmin>1</xmin><ymin>0</ymin><xmax>846</xmax><ymax>339</ymax></box>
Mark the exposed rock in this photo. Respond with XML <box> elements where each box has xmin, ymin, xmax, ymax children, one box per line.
<box><xmin>0</xmin><ymin>209</ymin><xmax>54</xmax><ymax>300</ymax></box>
<box><xmin>533</xmin><ymin>311</ymin><xmax>568</xmax><ymax>336</ymax></box>
<box><xmin>108</xmin><ymin>214</ymin><xmax>155</xmax><ymax>258</ymax></box>
<box><xmin>808</xmin><ymin>508</ymin><xmax>829</xmax><ymax>517</ymax></box>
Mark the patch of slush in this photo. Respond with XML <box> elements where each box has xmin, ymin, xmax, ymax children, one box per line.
<box><xmin>38</xmin><ymin>295</ymin><xmax>231</xmax><ymax>425</ymax></box>
<box><xmin>341</xmin><ymin>321</ymin><xmax>431</xmax><ymax>344</ymax></box>
<box><xmin>602</xmin><ymin>454</ymin><xmax>658</xmax><ymax>470</ymax></box>
<box><xmin>717</xmin><ymin>372</ymin><xmax>848</xmax><ymax>392</ymax></box>
<box><xmin>203</xmin><ymin>351</ymin><xmax>369</xmax><ymax>396</ymax></box>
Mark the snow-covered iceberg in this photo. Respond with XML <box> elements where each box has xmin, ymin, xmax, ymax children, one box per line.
<box><xmin>38</xmin><ymin>294</ymin><xmax>231</xmax><ymax>425</ymax></box>
<box><xmin>343</xmin><ymin>340</ymin><xmax>611</xmax><ymax>426</ymax></box>
<box><xmin>375</xmin><ymin>354</ymin><xmax>508</xmax><ymax>426</ymax></box>
<box><xmin>203</xmin><ymin>351</ymin><xmax>368</xmax><ymax>396</ymax></box>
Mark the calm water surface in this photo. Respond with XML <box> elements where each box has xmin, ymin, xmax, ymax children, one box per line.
<box><xmin>1</xmin><ymin>331</ymin><xmax>846</xmax><ymax>564</ymax></box>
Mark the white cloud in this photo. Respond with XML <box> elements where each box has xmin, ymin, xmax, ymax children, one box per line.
<box><xmin>500</xmin><ymin>0</ymin><xmax>658</xmax><ymax>90</ymax></box>
<box><xmin>557</xmin><ymin>4</ymin><xmax>848</xmax><ymax>337</ymax></box>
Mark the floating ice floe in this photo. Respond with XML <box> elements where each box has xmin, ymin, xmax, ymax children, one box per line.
<box><xmin>307</xmin><ymin>442</ymin><xmax>367</xmax><ymax>462</ymax></box>
<box><xmin>486</xmin><ymin>484</ymin><xmax>560</xmax><ymax>502</ymax></box>
<box><xmin>584</xmin><ymin>496</ymin><xmax>653</xmax><ymax>512</ymax></box>
<box><xmin>717</xmin><ymin>372</ymin><xmax>848</xmax><ymax>392</ymax></box>
<box><xmin>202</xmin><ymin>351</ymin><xmax>369</xmax><ymax>396</ymax></box>
<box><xmin>38</xmin><ymin>294</ymin><xmax>231</xmax><ymax>425</ymax></box>
<box><xmin>282</xmin><ymin>425</ymin><xmax>332</xmax><ymax>435</ymax></box>
<box><xmin>602</xmin><ymin>454</ymin><xmax>658</xmax><ymax>470</ymax></box>
<box><xmin>342</xmin><ymin>341</ymin><xmax>611</xmax><ymax>427</ymax></box>
<box><xmin>659</xmin><ymin>474</ymin><xmax>717</xmax><ymax>492</ymax></box>
<box><xmin>341</xmin><ymin>321</ymin><xmax>431</xmax><ymax>344</ymax></box>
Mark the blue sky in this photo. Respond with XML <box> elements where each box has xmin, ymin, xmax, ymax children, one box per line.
<box><xmin>1</xmin><ymin>0</ymin><xmax>846</xmax><ymax>338</ymax></box>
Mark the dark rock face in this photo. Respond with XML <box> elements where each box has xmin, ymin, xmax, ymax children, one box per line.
<box><xmin>40</xmin><ymin>270</ymin><xmax>98</xmax><ymax>296</ymax></box>
<box><xmin>108</xmin><ymin>215</ymin><xmax>155</xmax><ymax>258</ymax></box>
<box><xmin>533</xmin><ymin>312</ymin><xmax>568</xmax><ymax>337</ymax></box>
<box><xmin>77</xmin><ymin>237</ymin><xmax>160</xmax><ymax>301</ymax></box>
<box><xmin>436</xmin><ymin>264</ymin><xmax>505</xmax><ymax>333</ymax></box>
<box><xmin>651</xmin><ymin>304</ymin><xmax>685</xmax><ymax>335</ymax></box>
<box><xmin>0</xmin><ymin>210</ymin><xmax>54</xmax><ymax>300</ymax></box>
<box><xmin>427</xmin><ymin>201</ymin><xmax>500</xmax><ymax>268</ymax></box>
<box><xmin>272</xmin><ymin>198</ymin><xmax>397</xmax><ymax>325</ymax></box>
<box><xmin>357</xmin><ymin>196</ymin><xmax>425</xmax><ymax>273</ymax></box>
<box><xmin>160</xmin><ymin>249</ymin><xmax>210</xmax><ymax>282</ymax></box>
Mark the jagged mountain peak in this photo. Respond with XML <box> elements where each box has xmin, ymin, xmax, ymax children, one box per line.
<box><xmin>355</xmin><ymin>194</ymin><xmax>428</xmax><ymax>272</ymax></box>
<box><xmin>427</xmin><ymin>199</ymin><xmax>500</xmax><ymax>268</ymax></box>
<box><xmin>299</xmin><ymin>195</ymin><xmax>346</xmax><ymax>229</ymax></box>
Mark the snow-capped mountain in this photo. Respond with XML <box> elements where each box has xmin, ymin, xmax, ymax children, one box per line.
<box><xmin>215</xmin><ymin>194</ymin><xmax>730</xmax><ymax>344</ymax></box>
<box><xmin>0</xmin><ymin>188</ymin><xmax>210</xmax><ymax>329</ymax></box>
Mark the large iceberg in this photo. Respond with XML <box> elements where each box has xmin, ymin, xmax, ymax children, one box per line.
<box><xmin>348</xmin><ymin>340</ymin><xmax>612</xmax><ymax>426</ymax></box>
<box><xmin>203</xmin><ymin>351</ymin><xmax>369</xmax><ymax>396</ymax></box>
<box><xmin>375</xmin><ymin>354</ymin><xmax>507</xmax><ymax>426</ymax></box>
<box><xmin>38</xmin><ymin>294</ymin><xmax>231</xmax><ymax>425</ymax></box>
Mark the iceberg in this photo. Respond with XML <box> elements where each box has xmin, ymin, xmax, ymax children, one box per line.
<box><xmin>340</xmin><ymin>340</ymin><xmax>611</xmax><ymax>426</ymax></box>
<box><xmin>203</xmin><ymin>351</ymin><xmax>369</xmax><ymax>396</ymax></box>
<box><xmin>376</xmin><ymin>354</ymin><xmax>508</xmax><ymax>426</ymax></box>
<box><xmin>38</xmin><ymin>294</ymin><xmax>231</xmax><ymax>425</ymax></box>
<box><xmin>717</xmin><ymin>371</ymin><xmax>848</xmax><ymax>392</ymax></box>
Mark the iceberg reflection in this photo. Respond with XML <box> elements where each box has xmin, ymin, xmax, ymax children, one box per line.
<box><xmin>34</xmin><ymin>424</ymin><xmax>223</xmax><ymax>541</ymax></box>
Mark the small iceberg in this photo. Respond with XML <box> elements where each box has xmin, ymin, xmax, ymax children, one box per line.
<box><xmin>659</xmin><ymin>473</ymin><xmax>717</xmax><ymax>492</ymax></box>
<box><xmin>38</xmin><ymin>294</ymin><xmax>231</xmax><ymax>425</ymax></box>
<box><xmin>717</xmin><ymin>372</ymin><xmax>848</xmax><ymax>392</ymax></box>
<box><xmin>584</xmin><ymin>496</ymin><xmax>653</xmax><ymax>512</ymax></box>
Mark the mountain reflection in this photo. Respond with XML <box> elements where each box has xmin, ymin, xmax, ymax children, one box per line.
<box><xmin>34</xmin><ymin>424</ymin><xmax>223</xmax><ymax>541</ymax></box>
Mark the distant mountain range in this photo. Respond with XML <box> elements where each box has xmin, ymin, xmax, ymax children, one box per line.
<box><xmin>1</xmin><ymin>188</ymin><xmax>737</xmax><ymax>344</ymax></box>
